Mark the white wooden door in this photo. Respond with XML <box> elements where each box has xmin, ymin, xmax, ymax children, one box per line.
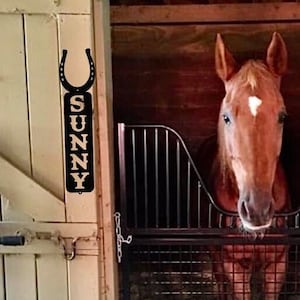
<box><xmin>0</xmin><ymin>1</ymin><xmax>116</xmax><ymax>299</ymax></box>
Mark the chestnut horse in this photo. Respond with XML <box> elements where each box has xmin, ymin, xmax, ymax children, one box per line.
<box><xmin>211</xmin><ymin>33</ymin><xmax>290</xmax><ymax>299</ymax></box>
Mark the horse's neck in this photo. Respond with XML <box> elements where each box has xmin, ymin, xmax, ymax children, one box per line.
<box><xmin>273</xmin><ymin>162</ymin><xmax>290</xmax><ymax>211</ymax></box>
<box><xmin>211</xmin><ymin>158</ymin><xmax>290</xmax><ymax>212</ymax></box>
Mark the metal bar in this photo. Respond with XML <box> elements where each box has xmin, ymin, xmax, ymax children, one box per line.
<box><xmin>295</xmin><ymin>244</ymin><xmax>299</xmax><ymax>292</ymax></box>
<box><xmin>131</xmin><ymin>237</ymin><xmax>300</xmax><ymax>246</ymax></box>
<box><xmin>296</xmin><ymin>213</ymin><xmax>299</xmax><ymax>228</ymax></box>
<box><xmin>155</xmin><ymin>128</ymin><xmax>159</xmax><ymax>228</ymax></box>
<box><xmin>197</xmin><ymin>181</ymin><xmax>201</xmax><ymax>228</ymax></box>
<box><xmin>208</xmin><ymin>203</ymin><xmax>212</xmax><ymax>228</ymax></box>
<box><xmin>143</xmin><ymin>129</ymin><xmax>148</xmax><ymax>228</ymax></box>
<box><xmin>131</xmin><ymin>129</ymin><xmax>138</xmax><ymax>227</ymax></box>
<box><xmin>165</xmin><ymin>130</ymin><xmax>170</xmax><ymax>228</ymax></box>
<box><xmin>187</xmin><ymin>160</ymin><xmax>191</xmax><ymax>228</ymax></box>
<box><xmin>176</xmin><ymin>139</ymin><xmax>181</xmax><ymax>228</ymax></box>
<box><xmin>218</xmin><ymin>214</ymin><xmax>223</xmax><ymax>229</ymax></box>
<box><xmin>0</xmin><ymin>235</ymin><xmax>25</xmax><ymax>246</ymax></box>
<box><xmin>127</xmin><ymin>227</ymin><xmax>300</xmax><ymax>236</ymax></box>
<box><xmin>117</xmin><ymin>123</ymin><xmax>128</xmax><ymax>232</ymax></box>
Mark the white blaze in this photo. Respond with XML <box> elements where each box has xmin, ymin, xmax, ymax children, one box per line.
<box><xmin>248</xmin><ymin>96</ymin><xmax>262</xmax><ymax>117</ymax></box>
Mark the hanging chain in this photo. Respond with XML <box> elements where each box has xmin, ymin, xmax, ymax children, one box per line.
<box><xmin>114</xmin><ymin>212</ymin><xmax>132</xmax><ymax>263</ymax></box>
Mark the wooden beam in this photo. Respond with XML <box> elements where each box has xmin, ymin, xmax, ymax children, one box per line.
<box><xmin>93</xmin><ymin>0</ymin><xmax>119</xmax><ymax>299</ymax></box>
<box><xmin>0</xmin><ymin>155</ymin><xmax>65</xmax><ymax>222</ymax></box>
<box><xmin>0</xmin><ymin>0</ymin><xmax>91</xmax><ymax>14</ymax></box>
<box><xmin>58</xmin><ymin>13</ymin><xmax>98</xmax><ymax>223</ymax></box>
<box><xmin>111</xmin><ymin>3</ymin><xmax>300</xmax><ymax>24</ymax></box>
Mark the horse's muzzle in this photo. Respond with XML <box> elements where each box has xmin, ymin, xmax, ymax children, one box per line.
<box><xmin>238</xmin><ymin>194</ymin><xmax>274</xmax><ymax>232</ymax></box>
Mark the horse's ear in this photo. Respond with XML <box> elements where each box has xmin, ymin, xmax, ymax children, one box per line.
<box><xmin>266</xmin><ymin>32</ymin><xmax>288</xmax><ymax>76</ymax></box>
<box><xmin>215</xmin><ymin>33</ymin><xmax>237</xmax><ymax>81</ymax></box>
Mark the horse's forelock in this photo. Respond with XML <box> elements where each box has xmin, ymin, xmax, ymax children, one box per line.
<box><xmin>234</xmin><ymin>60</ymin><xmax>276</xmax><ymax>93</ymax></box>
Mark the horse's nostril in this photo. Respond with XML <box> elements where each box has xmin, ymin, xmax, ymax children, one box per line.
<box><xmin>240</xmin><ymin>201</ymin><xmax>248</xmax><ymax>219</ymax></box>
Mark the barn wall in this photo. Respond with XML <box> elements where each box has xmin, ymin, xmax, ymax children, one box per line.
<box><xmin>0</xmin><ymin>1</ymin><xmax>116</xmax><ymax>299</ymax></box>
<box><xmin>111</xmin><ymin>4</ymin><xmax>300</xmax><ymax>208</ymax></box>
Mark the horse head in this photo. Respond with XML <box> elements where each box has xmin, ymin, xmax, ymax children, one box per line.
<box><xmin>215</xmin><ymin>33</ymin><xmax>288</xmax><ymax>233</ymax></box>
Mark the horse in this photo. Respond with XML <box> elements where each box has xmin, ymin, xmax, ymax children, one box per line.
<box><xmin>210</xmin><ymin>32</ymin><xmax>291</xmax><ymax>300</ymax></box>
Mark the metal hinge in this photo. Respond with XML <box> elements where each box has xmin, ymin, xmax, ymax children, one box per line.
<box><xmin>114</xmin><ymin>212</ymin><xmax>132</xmax><ymax>263</ymax></box>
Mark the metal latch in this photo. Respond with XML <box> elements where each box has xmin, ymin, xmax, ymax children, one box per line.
<box><xmin>0</xmin><ymin>235</ymin><xmax>25</xmax><ymax>246</ymax></box>
<box><xmin>1</xmin><ymin>229</ymin><xmax>99</xmax><ymax>261</ymax></box>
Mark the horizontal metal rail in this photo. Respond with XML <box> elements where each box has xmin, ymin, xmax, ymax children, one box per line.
<box><xmin>132</xmin><ymin>236</ymin><xmax>300</xmax><ymax>246</ymax></box>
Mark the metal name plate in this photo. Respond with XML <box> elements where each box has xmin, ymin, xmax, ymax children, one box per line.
<box><xmin>59</xmin><ymin>49</ymin><xmax>95</xmax><ymax>193</ymax></box>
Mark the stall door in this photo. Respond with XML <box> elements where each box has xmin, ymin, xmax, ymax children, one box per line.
<box><xmin>0</xmin><ymin>2</ymin><xmax>103</xmax><ymax>299</ymax></box>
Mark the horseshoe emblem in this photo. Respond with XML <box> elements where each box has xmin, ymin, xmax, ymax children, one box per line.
<box><xmin>59</xmin><ymin>49</ymin><xmax>95</xmax><ymax>193</ymax></box>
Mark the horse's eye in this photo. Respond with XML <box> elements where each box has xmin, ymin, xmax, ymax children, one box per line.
<box><xmin>278</xmin><ymin>112</ymin><xmax>287</xmax><ymax>124</ymax></box>
<box><xmin>223</xmin><ymin>114</ymin><xmax>231</xmax><ymax>125</ymax></box>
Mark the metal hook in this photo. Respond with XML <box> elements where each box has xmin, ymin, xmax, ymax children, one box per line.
<box><xmin>59</xmin><ymin>49</ymin><xmax>95</xmax><ymax>93</ymax></box>
<box><xmin>64</xmin><ymin>237</ymin><xmax>79</xmax><ymax>261</ymax></box>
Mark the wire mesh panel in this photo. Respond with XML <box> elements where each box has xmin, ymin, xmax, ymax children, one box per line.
<box><xmin>122</xmin><ymin>245</ymin><xmax>216</xmax><ymax>300</ymax></box>
<box><xmin>121</xmin><ymin>242</ymin><xmax>300</xmax><ymax>300</ymax></box>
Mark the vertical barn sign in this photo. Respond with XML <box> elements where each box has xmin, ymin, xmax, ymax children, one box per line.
<box><xmin>59</xmin><ymin>49</ymin><xmax>95</xmax><ymax>193</ymax></box>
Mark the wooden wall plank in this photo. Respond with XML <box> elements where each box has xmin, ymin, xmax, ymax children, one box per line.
<box><xmin>36</xmin><ymin>255</ymin><xmax>68</xmax><ymax>300</ymax></box>
<box><xmin>58</xmin><ymin>14</ymin><xmax>97</xmax><ymax>223</ymax></box>
<box><xmin>0</xmin><ymin>15</ymin><xmax>38</xmax><ymax>299</ymax></box>
<box><xmin>25</xmin><ymin>14</ymin><xmax>65</xmax><ymax>201</ymax></box>
<box><xmin>111</xmin><ymin>3</ymin><xmax>300</xmax><ymax>24</ymax></box>
<box><xmin>68</xmin><ymin>256</ymin><xmax>100</xmax><ymax>300</ymax></box>
<box><xmin>0</xmin><ymin>197</ymin><xmax>6</xmax><ymax>300</ymax></box>
<box><xmin>0</xmin><ymin>0</ymin><xmax>91</xmax><ymax>14</ymax></box>
<box><xmin>5</xmin><ymin>254</ymin><xmax>37</xmax><ymax>300</ymax></box>
<box><xmin>0</xmin><ymin>256</ymin><xmax>5</xmax><ymax>300</ymax></box>
<box><xmin>1</xmin><ymin>197</ymin><xmax>37</xmax><ymax>300</ymax></box>
<box><xmin>94</xmin><ymin>1</ymin><xmax>118</xmax><ymax>299</ymax></box>
<box><xmin>0</xmin><ymin>155</ymin><xmax>65</xmax><ymax>221</ymax></box>
<box><xmin>0</xmin><ymin>14</ymin><xmax>31</xmax><ymax>175</ymax></box>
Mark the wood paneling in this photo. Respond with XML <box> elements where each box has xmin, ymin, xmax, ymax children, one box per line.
<box><xmin>111</xmin><ymin>3</ymin><xmax>300</xmax><ymax>24</ymax></box>
<box><xmin>68</xmin><ymin>256</ymin><xmax>100</xmax><ymax>300</ymax></box>
<box><xmin>0</xmin><ymin>14</ymin><xmax>31</xmax><ymax>174</ymax></box>
<box><xmin>0</xmin><ymin>0</ymin><xmax>91</xmax><ymax>14</ymax></box>
<box><xmin>94</xmin><ymin>0</ymin><xmax>119</xmax><ymax>298</ymax></box>
<box><xmin>36</xmin><ymin>255</ymin><xmax>68</xmax><ymax>300</ymax></box>
<box><xmin>25</xmin><ymin>14</ymin><xmax>64</xmax><ymax>200</ymax></box>
<box><xmin>4</xmin><ymin>255</ymin><xmax>37</xmax><ymax>300</ymax></box>
<box><xmin>0</xmin><ymin>155</ymin><xmax>65</xmax><ymax>221</ymax></box>
<box><xmin>0</xmin><ymin>3</ymin><xmax>105</xmax><ymax>300</ymax></box>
